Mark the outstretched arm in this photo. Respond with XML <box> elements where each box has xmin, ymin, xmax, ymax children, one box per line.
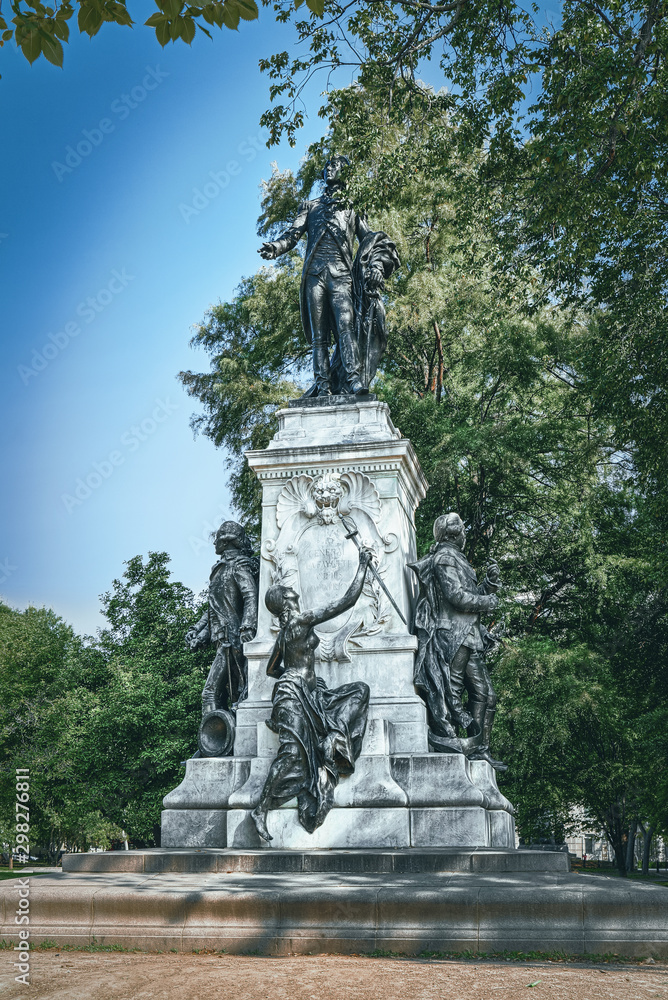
<box><xmin>307</xmin><ymin>548</ymin><xmax>373</xmax><ymax>627</ymax></box>
<box><xmin>259</xmin><ymin>202</ymin><xmax>308</xmax><ymax>259</ymax></box>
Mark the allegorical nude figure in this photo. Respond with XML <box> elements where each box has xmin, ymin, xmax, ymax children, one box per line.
<box><xmin>251</xmin><ymin>546</ymin><xmax>373</xmax><ymax>842</ymax></box>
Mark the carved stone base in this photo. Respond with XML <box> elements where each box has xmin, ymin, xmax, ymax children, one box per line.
<box><xmin>162</xmin><ymin>399</ymin><xmax>517</xmax><ymax>853</ymax></box>
<box><xmin>162</xmin><ymin>754</ymin><xmax>515</xmax><ymax>850</ymax></box>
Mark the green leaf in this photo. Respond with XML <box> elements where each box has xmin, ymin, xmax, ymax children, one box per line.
<box><xmin>305</xmin><ymin>0</ymin><xmax>324</xmax><ymax>16</ymax></box>
<box><xmin>77</xmin><ymin>2</ymin><xmax>100</xmax><ymax>34</ymax></box>
<box><xmin>179</xmin><ymin>14</ymin><xmax>195</xmax><ymax>42</ymax></box>
<box><xmin>169</xmin><ymin>15</ymin><xmax>181</xmax><ymax>39</ymax></box>
<box><xmin>52</xmin><ymin>18</ymin><xmax>69</xmax><ymax>40</ymax></box>
<box><xmin>144</xmin><ymin>12</ymin><xmax>167</xmax><ymax>26</ymax></box>
<box><xmin>220</xmin><ymin>1</ymin><xmax>239</xmax><ymax>29</ymax></box>
<box><xmin>162</xmin><ymin>0</ymin><xmax>182</xmax><ymax>19</ymax></box>
<box><xmin>20</xmin><ymin>29</ymin><xmax>42</xmax><ymax>64</ymax></box>
<box><xmin>40</xmin><ymin>32</ymin><xmax>63</xmax><ymax>66</ymax></box>
<box><xmin>234</xmin><ymin>0</ymin><xmax>258</xmax><ymax>21</ymax></box>
<box><xmin>2</xmin><ymin>29</ymin><xmax>13</xmax><ymax>41</ymax></box>
<box><xmin>155</xmin><ymin>18</ymin><xmax>170</xmax><ymax>44</ymax></box>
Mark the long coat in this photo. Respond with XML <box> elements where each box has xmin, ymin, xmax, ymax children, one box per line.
<box><xmin>268</xmin><ymin>194</ymin><xmax>371</xmax><ymax>344</ymax></box>
<box><xmin>409</xmin><ymin>542</ymin><xmax>495</xmax><ymax>738</ymax></box>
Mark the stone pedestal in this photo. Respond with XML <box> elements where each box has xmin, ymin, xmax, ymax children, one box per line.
<box><xmin>162</xmin><ymin>399</ymin><xmax>515</xmax><ymax>850</ymax></box>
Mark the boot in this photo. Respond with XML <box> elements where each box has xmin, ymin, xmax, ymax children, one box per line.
<box><xmin>483</xmin><ymin>708</ymin><xmax>507</xmax><ymax>770</ymax></box>
<box><xmin>469</xmin><ymin>746</ymin><xmax>508</xmax><ymax>772</ymax></box>
<box><xmin>313</xmin><ymin>343</ymin><xmax>332</xmax><ymax>395</ymax></box>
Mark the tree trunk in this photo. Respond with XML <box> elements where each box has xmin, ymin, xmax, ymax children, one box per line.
<box><xmin>626</xmin><ymin>820</ymin><xmax>637</xmax><ymax>872</ymax></box>
<box><xmin>601</xmin><ymin>805</ymin><xmax>628</xmax><ymax>876</ymax></box>
<box><xmin>432</xmin><ymin>320</ymin><xmax>444</xmax><ymax>404</ymax></box>
<box><xmin>642</xmin><ymin>825</ymin><xmax>654</xmax><ymax>876</ymax></box>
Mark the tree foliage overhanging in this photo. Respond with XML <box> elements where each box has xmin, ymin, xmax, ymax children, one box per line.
<box><xmin>179</xmin><ymin>76</ymin><xmax>668</xmax><ymax>871</ymax></box>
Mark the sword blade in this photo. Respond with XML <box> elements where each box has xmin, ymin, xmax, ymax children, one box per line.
<box><xmin>339</xmin><ymin>514</ymin><xmax>408</xmax><ymax>627</ymax></box>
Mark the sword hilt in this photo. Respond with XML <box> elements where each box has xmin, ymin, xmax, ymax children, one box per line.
<box><xmin>340</xmin><ymin>514</ymin><xmax>359</xmax><ymax>541</ymax></box>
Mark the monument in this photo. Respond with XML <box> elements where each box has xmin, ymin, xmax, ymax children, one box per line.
<box><xmin>161</xmin><ymin>156</ymin><xmax>514</xmax><ymax>850</ymax></box>
<box><xmin>32</xmin><ymin>157</ymin><xmax>668</xmax><ymax>959</ymax></box>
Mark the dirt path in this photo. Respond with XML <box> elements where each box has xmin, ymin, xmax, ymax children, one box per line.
<box><xmin>1</xmin><ymin>953</ymin><xmax>666</xmax><ymax>1000</ymax></box>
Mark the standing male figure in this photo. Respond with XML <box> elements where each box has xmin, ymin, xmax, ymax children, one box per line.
<box><xmin>410</xmin><ymin>512</ymin><xmax>507</xmax><ymax>771</ymax></box>
<box><xmin>259</xmin><ymin>155</ymin><xmax>398</xmax><ymax>397</ymax></box>
<box><xmin>186</xmin><ymin>521</ymin><xmax>259</xmax><ymax>717</ymax></box>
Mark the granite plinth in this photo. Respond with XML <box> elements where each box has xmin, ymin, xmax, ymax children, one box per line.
<box><xmin>63</xmin><ymin>847</ymin><xmax>567</xmax><ymax>875</ymax></box>
<box><xmin>7</xmin><ymin>868</ymin><xmax>668</xmax><ymax>958</ymax></box>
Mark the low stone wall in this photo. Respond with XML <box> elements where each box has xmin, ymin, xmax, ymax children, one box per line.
<box><xmin>2</xmin><ymin>869</ymin><xmax>667</xmax><ymax>958</ymax></box>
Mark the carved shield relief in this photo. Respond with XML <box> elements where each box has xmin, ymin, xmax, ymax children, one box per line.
<box><xmin>263</xmin><ymin>470</ymin><xmax>393</xmax><ymax>662</ymax></box>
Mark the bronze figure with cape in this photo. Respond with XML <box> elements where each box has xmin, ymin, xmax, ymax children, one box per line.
<box><xmin>409</xmin><ymin>513</ymin><xmax>507</xmax><ymax>770</ymax></box>
<box><xmin>259</xmin><ymin>155</ymin><xmax>399</xmax><ymax>398</ymax></box>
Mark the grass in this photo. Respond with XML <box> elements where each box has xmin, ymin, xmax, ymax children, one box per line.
<box><xmin>0</xmin><ymin>939</ymin><xmax>661</xmax><ymax>964</ymax></box>
<box><xmin>359</xmin><ymin>948</ymin><xmax>662</xmax><ymax>965</ymax></box>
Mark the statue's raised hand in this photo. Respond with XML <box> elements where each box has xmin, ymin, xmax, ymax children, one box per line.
<box><xmin>259</xmin><ymin>242</ymin><xmax>278</xmax><ymax>260</ymax></box>
<box><xmin>485</xmin><ymin>560</ymin><xmax>502</xmax><ymax>586</ymax></box>
<box><xmin>359</xmin><ymin>546</ymin><xmax>375</xmax><ymax>569</ymax></box>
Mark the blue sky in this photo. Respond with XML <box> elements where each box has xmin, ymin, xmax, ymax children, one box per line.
<box><xmin>0</xmin><ymin>13</ymin><xmax>334</xmax><ymax>635</ymax></box>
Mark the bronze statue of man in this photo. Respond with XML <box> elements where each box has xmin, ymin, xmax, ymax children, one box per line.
<box><xmin>186</xmin><ymin>521</ymin><xmax>258</xmax><ymax>717</ymax></box>
<box><xmin>259</xmin><ymin>155</ymin><xmax>399</xmax><ymax>397</ymax></box>
<box><xmin>409</xmin><ymin>513</ymin><xmax>507</xmax><ymax>771</ymax></box>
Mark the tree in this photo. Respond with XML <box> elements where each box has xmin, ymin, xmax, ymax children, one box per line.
<box><xmin>0</xmin><ymin>553</ymin><xmax>211</xmax><ymax>857</ymax></box>
<box><xmin>1</xmin><ymin>0</ymin><xmax>258</xmax><ymax>71</ymax></box>
<box><xmin>0</xmin><ymin>602</ymin><xmax>120</xmax><ymax>860</ymax></box>
<box><xmin>258</xmin><ymin>2</ymin><xmax>668</xmax><ymax>517</ymax></box>
<box><xmin>70</xmin><ymin>552</ymin><xmax>210</xmax><ymax>843</ymax></box>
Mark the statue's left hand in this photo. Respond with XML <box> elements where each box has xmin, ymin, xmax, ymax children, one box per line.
<box><xmin>366</xmin><ymin>265</ymin><xmax>384</xmax><ymax>291</ymax></box>
<box><xmin>486</xmin><ymin>560</ymin><xmax>502</xmax><ymax>586</ymax></box>
<box><xmin>240</xmin><ymin>627</ymin><xmax>255</xmax><ymax>644</ymax></box>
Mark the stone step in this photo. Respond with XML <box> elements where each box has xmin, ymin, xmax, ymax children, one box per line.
<box><xmin>6</xmin><ymin>868</ymin><xmax>667</xmax><ymax>957</ymax></box>
<box><xmin>62</xmin><ymin>847</ymin><xmax>568</xmax><ymax>875</ymax></box>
